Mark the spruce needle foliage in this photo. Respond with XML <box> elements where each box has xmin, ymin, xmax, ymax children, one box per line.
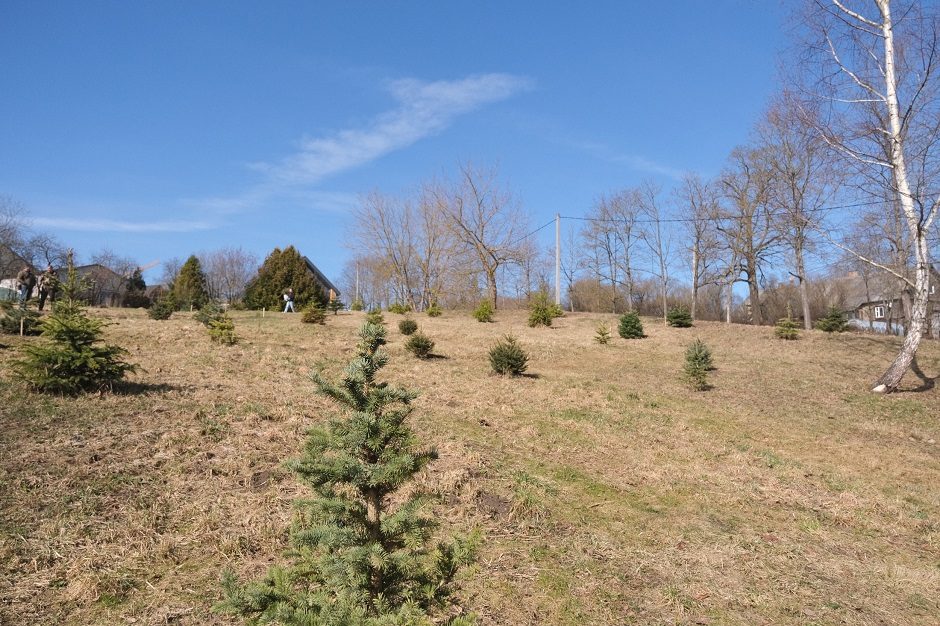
<box><xmin>683</xmin><ymin>338</ymin><xmax>712</xmax><ymax>391</ymax></box>
<box><xmin>594</xmin><ymin>322</ymin><xmax>611</xmax><ymax>345</ymax></box>
<box><xmin>148</xmin><ymin>294</ymin><xmax>175</xmax><ymax>320</ymax></box>
<box><xmin>217</xmin><ymin>322</ymin><xmax>476</xmax><ymax>625</ymax></box>
<box><xmin>398</xmin><ymin>319</ymin><xmax>418</xmax><ymax>336</ymax></box>
<box><xmin>618</xmin><ymin>311</ymin><xmax>645</xmax><ymax>339</ymax></box>
<box><xmin>425</xmin><ymin>302</ymin><xmax>442</xmax><ymax>318</ymax></box>
<box><xmin>302</xmin><ymin>302</ymin><xmax>327</xmax><ymax>325</ymax></box>
<box><xmin>12</xmin><ymin>253</ymin><xmax>137</xmax><ymax>394</ymax></box>
<box><xmin>775</xmin><ymin>304</ymin><xmax>800</xmax><ymax>340</ymax></box>
<box><xmin>666</xmin><ymin>305</ymin><xmax>694</xmax><ymax>328</ymax></box>
<box><xmin>815</xmin><ymin>307</ymin><xmax>848</xmax><ymax>333</ymax></box>
<box><xmin>527</xmin><ymin>292</ymin><xmax>554</xmax><ymax>328</ymax></box>
<box><xmin>208</xmin><ymin>315</ymin><xmax>238</xmax><ymax>345</ymax></box>
<box><xmin>472</xmin><ymin>301</ymin><xmax>494</xmax><ymax>323</ymax></box>
<box><xmin>0</xmin><ymin>301</ymin><xmax>42</xmax><ymax>336</ymax></box>
<box><xmin>404</xmin><ymin>332</ymin><xmax>434</xmax><ymax>359</ymax></box>
<box><xmin>488</xmin><ymin>334</ymin><xmax>529</xmax><ymax>376</ymax></box>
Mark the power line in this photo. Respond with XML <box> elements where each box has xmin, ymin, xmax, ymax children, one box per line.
<box><xmin>558</xmin><ymin>199</ymin><xmax>890</xmax><ymax>226</ymax></box>
<box><xmin>506</xmin><ymin>218</ymin><xmax>556</xmax><ymax>248</ymax></box>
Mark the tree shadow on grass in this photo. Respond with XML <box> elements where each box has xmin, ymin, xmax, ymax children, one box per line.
<box><xmin>113</xmin><ymin>381</ymin><xmax>179</xmax><ymax>396</ymax></box>
<box><xmin>905</xmin><ymin>356</ymin><xmax>937</xmax><ymax>393</ymax></box>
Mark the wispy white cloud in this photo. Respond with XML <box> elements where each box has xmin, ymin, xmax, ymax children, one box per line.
<box><xmin>31</xmin><ymin>217</ymin><xmax>213</xmax><ymax>233</ymax></box>
<box><xmin>573</xmin><ymin>140</ymin><xmax>685</xmax><ymax>180</ymax></box>
<box><xmin>253</xmin><ymin>73</ymin><xmax>534</xmax><ymax>185</ymax></box>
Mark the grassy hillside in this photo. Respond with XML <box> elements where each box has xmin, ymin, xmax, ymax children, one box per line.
<box><xmin>1</xmin><ymin>308</ymin><xmax>938</xmax><ymax>625</ymax></box>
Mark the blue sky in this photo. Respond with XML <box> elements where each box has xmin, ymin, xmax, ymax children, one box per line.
<box><xmin>1</xmin><ymin>1</ymin><xmax>788</xmax><ymax>285</ymax></box>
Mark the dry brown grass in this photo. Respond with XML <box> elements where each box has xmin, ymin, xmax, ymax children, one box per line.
<box><xmin>1</xmin><ymin>307</ymin><xmax>938</xmax><ymax>625</ymax></box>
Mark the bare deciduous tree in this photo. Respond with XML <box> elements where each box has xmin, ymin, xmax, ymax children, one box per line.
<box><xmin>202</xmin><ymin>247</ymin><xmax>259</xmax><ymax>305</ymax></box>
<box><xmin>675</xmin><ymin>174</ymin><xmax>723</xmax><ymax>320</ymax></box>
<box><xmin>718</xmin><ymin>146</ymin><xmax>782</xmax><ymax>325</ymax></box>
<box><xmin>437</xmin><ymin>163</ymin><xmax>529</xmax><ymax>308</ymax></box>
<box><xmin>759</xmin><ymin>91</ymin><xmax>838</xmax><ymax>329</ymax></box>
<box><xmin>638</xmin><ymin>181</ymin><xmax>673</xmax><ymax>324</ymax></box>
<box><xmin>804</xmin><ymin>0</ymin><xmax>940</xmax><ymax>391</ymax></box>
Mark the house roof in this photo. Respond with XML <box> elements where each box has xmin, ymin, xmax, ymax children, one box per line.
<box><xmin>303</xmin><ymin>257</ymin><xmax>340</xmax><ymax>296</ymax></box>
<box><xmin>841</xmin><ymin>264</ymin><xmax>940</xmax><ymax>309</ymax></box>
<box><xmin>0</xmin><ymin>243</ymin><xmax>31</xmax><ymax>279</ymax></box>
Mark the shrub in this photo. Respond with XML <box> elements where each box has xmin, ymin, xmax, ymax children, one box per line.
<box><xmin>366</xmin><ymin>308</ymin><xmax>385</xmax><ymax>326</ymax></box>
<box><xmin>194</xmin><ymin>300</ymin><xmax>225</xmax><ymax>327</ymax></box>
<box><xmin>618</xmin><ymin>310</ymin><xmax>645</xmax><ymax>339</ymax></box>
<box><xmin>350</xmin><ymin>299</ymin><xmax>364</xmax><ymax>311</ymax></box>
<box><xmin>388</xmin><ymin>302</ymin><xmax>411</xmax><ymax>314</ymax></box>
<box><xmin>426</xmin><ymin>302</ymin><xmax>442</xmax><ymax>317</ymax></box>
<box><xmin>489</xmin><ymin>334</ymin><xmax>529</xmax><ymax>376</ymax></box>
<box><xmin>0</xmin><ymin>302</ymin><xmax>42</xmax><ymax>336</ymax></box>
<box><xmin>208</xmin><ymin>315</ymin><xmax>238</xmax><ymax>345</ymax></box>
<box><xmin>217</xmin><ymin>322</ymin><xmax>475</xmax><ymax>623</ymax></box>
<box><xmin>527</xmin><ymin>292</ymin><xmax>554</xmax><ymax>328</ymax></box>
<box><xmin>327</xmin><ymin>299</ymin><xmax>344</xmax><ymax>315</ymax></box>
<box><xmin>549</xmin><ymin>302</ymin><xmax>565</xmax><ymax>318</ymax></box>
<box><xmin>148</xmin><ymin>295</ymin><xmax>175</xmax><ymax>320</ymax></box>
<box><xmin>473</xmin><ymin>300</ymin><xmax>494</xmax><ymax>323</ymax></box>
<box><xmin>405</xmin><ymin>332</ymin><xmax>434</xmax><ymax>359</ymax></box>
<box><xmin>667</xmin><ymin>305</ymin><xmax>693</xmax><ymax>328</ymax></box>
<box><xmin>683</xmin><ymin>339</ymin><xmax>712</xmax><ymax>391</ymax></box>
<box><xmin>775</xmin><ymin>305</ymin><xmax>800</xmax><ymax>340</ymax></box>
<box><xmin>815</xmin><ymin>307</ymin><xmax>848</xmax><ymax>333</ymax></box>
<box><xmin>12</xmin><ymin>253</ymin><xmax>137</xmax><ymax>394</ymax></box>
<box><xmin>398</xmin><ymin>318</ymin><xmax>418</xmax><ymax>335</ymax></box>
<box><xmin>594</xmin><ymin>322</ymin><xmax>611</xmax><ymax>345</ymax></box>
<box><xmin>686</xmin><ymin>337</ymin><xmax>714</xmax><ymax>370</ymax></box>
<box><xmin>302</xmin><ymin>302</ymin><xmax>327</xmax><ymax>324</ymax></box>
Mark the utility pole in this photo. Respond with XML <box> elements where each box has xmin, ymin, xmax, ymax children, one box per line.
<box><xmin>555</xmin><ymin>213</ymin><xmax>561</xmax><ymax>306</ymax></box>
<box><xmin>355</xmin><ymin>263</ymin><xmax>360</xmax><ymax>304</ymax></box>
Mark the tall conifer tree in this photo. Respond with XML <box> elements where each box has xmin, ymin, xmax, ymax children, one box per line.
<box><xmin>219</xmin><ymin>322</ymin><xmax>475</xmax><ymax>625</ymax></box>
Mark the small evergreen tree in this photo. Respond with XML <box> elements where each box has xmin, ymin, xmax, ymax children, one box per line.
<box><xmin>217</xmin><ymin>322</ymin><xmax>475</xmax><ymax>624</ymax></box>
<box><xmin>12</xmin><ymin>252</ymin><xmax>137</xmax><ymax>394</ymax></box>
<box><xmin>686</xmin><ymin>337</ymin><xmax>714</xmax><ymax>370</ymax></box>
<box><xmin>208</xmin><ymin>315</ymin><xmax>238</xmax><ymax>345</ymax></box>
<box><xmin>148</xmin><ymin>294</ymin><xmax>175</xmax><ymax>320</ymax></box>
<box><xmin>350</xmin><ymin>299</ymin><xmax>365</xmax><ymax>312</ymax></box>
<box><xmin>398</xmin><ymin>318</ymin><xmax>418</xmax><ymax>335</ymax></box>
<box><xmin>527</xmin><ymin>291</ymin><xmax>554</xmax><ymax>328</ymax></box>
<box><xmin>194</xmin><ymin>300</ymin><xmax>225</xmax><ymax>327</ymax></box>
<box><xmin>815</xmin><ymin>306</ymin><xmax>848</xmax><ymax>333</ymax></box>
<box><xmin>302</xmin><ymin>301</ymin><xmax>327</xmax><ymax>324</ymax></box>
<box><xmin>171</xmin><ymin>255</ymin><xmax>209</xmax><ymax>311</ymax></box>
<box><xmin>618</xmin><ymin>311</ymin><xmax>645</xmax><ymax>339</ymax></box>
<box><xmin>775</xmin><ymin>304</ymin><xmax>800</xmax><ymax>340</ymax></box>
<box><xmin>594</xmin><ymin>322</ymin><xmax>611</xmax><ymax>345</ymax></box>
<box><xmin>473</xmin><ymin>300</ymin><xmax>494</xmax><ymax>323</ymax></box>
<box><xmin>683</xmin><ymin>339</ymin><xmax>712</xmax><ymax>391</ymax></box>
<box><xmin>388</xmin><ymin>302</ymin><xmax>411</xmax><ymax>314</ymax></box>
<box><xmin>667</xmin><ymin>305</ymin><xmax>693</xmax><ymax>328</ymax></box>
<box><xmin>122</xmin><ymin>267</ymin><xmax>151</xmax><ymax>308</ymax></box>
<box><xmin>426</xmin><ymin>302</ymin><xmax>442</xmax><ymax>317</ymax></box>
<box><xmin>489</xmin><ymin>335</ymin><xmax>529</xmax><ymax>376</ymax></box>
<box><xmin>328</xmin><ymin>299</ymin><xmax>344</xmax><ymax>315</ymax></box>
<box><xmin>0</xmin><ymin>301</ymin><xmax>42</xmax><ymax>336</ymax></box>
<box><xmin>405</xmin><ymin>332</ymin><xmax>434</xmax><ymax>359</ymax></box>
<box><xmin>366</xmin><ymin>308</ymin><xmax>385</xmax><ymax>326</ymax></box>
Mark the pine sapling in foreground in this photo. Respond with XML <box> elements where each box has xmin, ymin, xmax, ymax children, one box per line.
<box><xmin>217</xmin><ymin>322</ymin><xmax>476</xmax><ymax>625</ymax></box>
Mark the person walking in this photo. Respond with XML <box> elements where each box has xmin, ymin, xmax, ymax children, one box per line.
<box><xmin>37</xmin><ymin>265</ymin><xmax>58</xmax><ymax>311</ymax></box>
<box><xmin>16</xmin><ymin>266</ymin><xmax>36</xmax><ymax>309</ymax></box>
<box><xmin>283</xmin><ymin>288</ymin><xmax>295</xmax><ymax>313</ymax></box>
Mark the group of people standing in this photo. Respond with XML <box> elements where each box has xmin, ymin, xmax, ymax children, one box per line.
<box><xmin>15</xmin><ymin>265</ymin><xmax>59</xmax><ymax>311</ymax></box>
